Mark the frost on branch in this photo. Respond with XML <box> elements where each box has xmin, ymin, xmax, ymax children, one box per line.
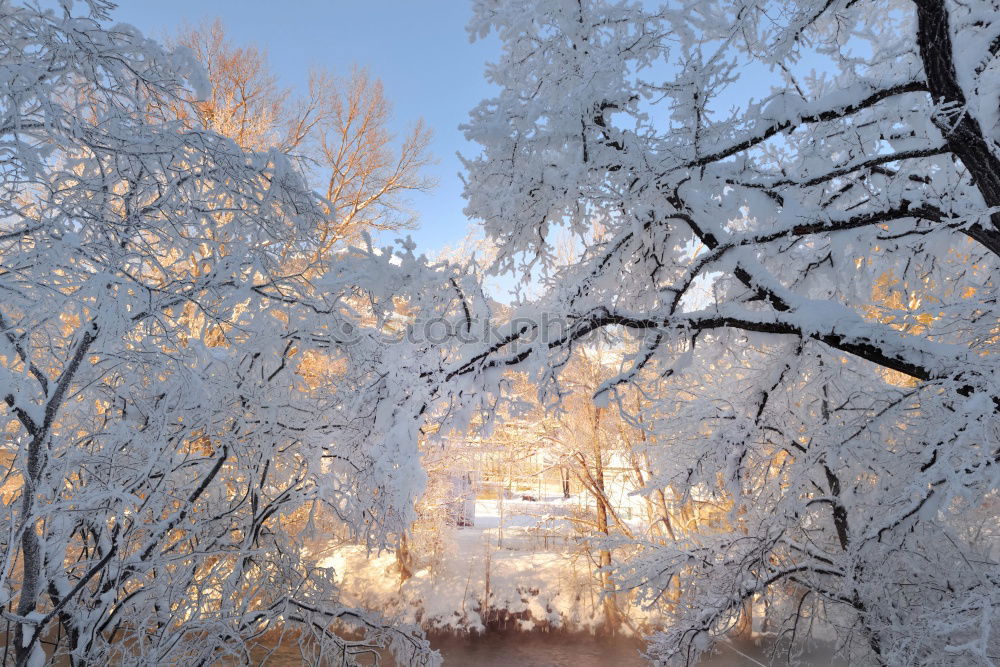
<box><xmin>460</xmin><ymin>0</ymin><xmax>999</xmax><ymax>664</ymax></box>
<box><xmin>0</xmin><ymin>2</ymin><xmax>465</xmax><ymax>664</ymax></box>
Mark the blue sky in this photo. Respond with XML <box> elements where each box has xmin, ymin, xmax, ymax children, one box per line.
<box><xmin>113</xmin><ymin>1</ymin><xmax>500</xmax><ymax>255</ymax></box>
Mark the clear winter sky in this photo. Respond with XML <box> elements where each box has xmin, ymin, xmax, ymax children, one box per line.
<box><xmin>113</xmin><ymin>1</ymin><xmax>500</xmax><ymax>256</ymax></box>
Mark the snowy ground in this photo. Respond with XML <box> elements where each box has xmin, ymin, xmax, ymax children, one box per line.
<box><xmin>318</xmin><ymin>496</ymin><xmax>655</xmax><ymax>634</ymax></box>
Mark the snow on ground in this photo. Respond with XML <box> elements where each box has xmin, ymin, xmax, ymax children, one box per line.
<box><xmin>318</xmin><ymin>496</ymin><xmax>656</xmax><ymax>634</ymax></box>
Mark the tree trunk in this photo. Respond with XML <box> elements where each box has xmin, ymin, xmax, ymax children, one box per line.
<box><xmin>590</xmin><ymin>407</ymin><xmax>620</xmax><ymax>634</ymax></box>
<box><xmin>395</xmin><ymin>532</ymin><xmax>414</xmax><ymax>582</ymax></box>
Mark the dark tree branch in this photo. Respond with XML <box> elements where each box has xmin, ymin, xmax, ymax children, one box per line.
<box><xmin>914</xmin><ymin>0</ymin><xmax>1000</xmax><ymax>253</ymax></box>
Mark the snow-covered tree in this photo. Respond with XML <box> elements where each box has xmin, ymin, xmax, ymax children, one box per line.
<box><xmin>0</xmin><ymin>2</ymin><xmax>462</xmax><ymax>664</ymax></box>
<box><xmin>460</xmin><ymin>0</ymin><xmax>1000</xmax><ymax>663</ymax></box>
